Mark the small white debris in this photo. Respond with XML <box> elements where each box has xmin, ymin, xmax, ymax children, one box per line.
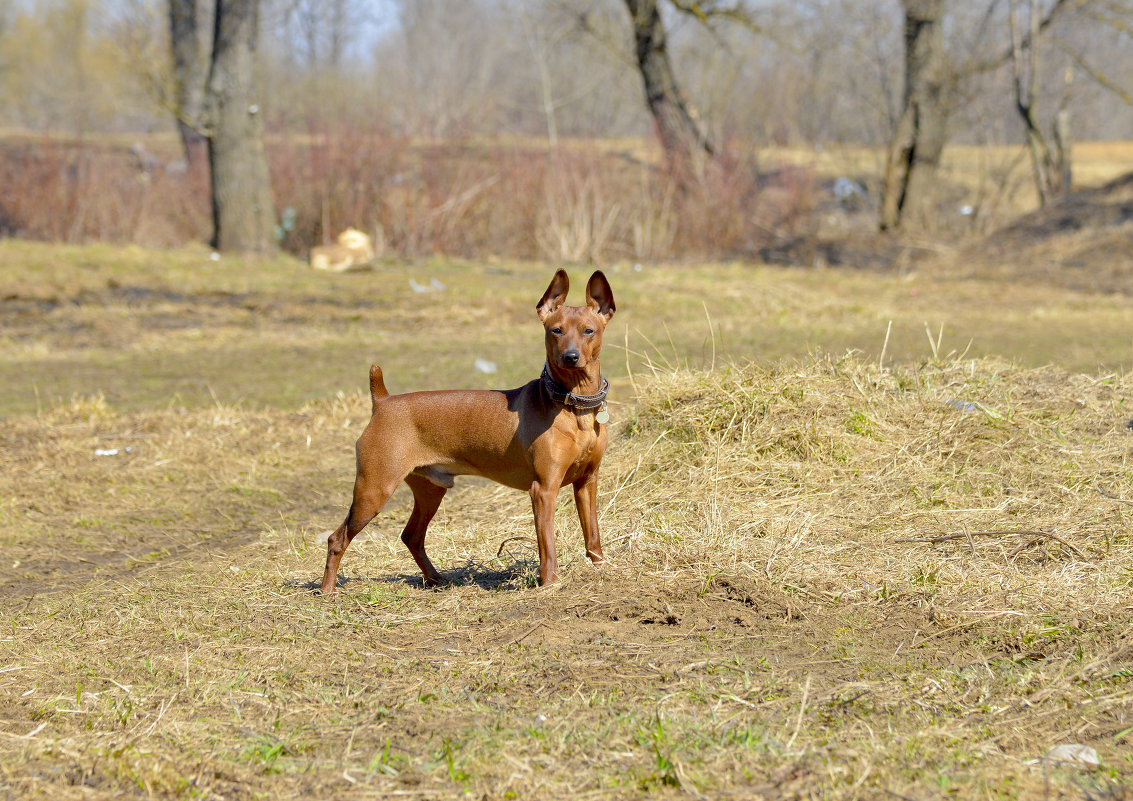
<box><xmin>1036</xmin><ymin>744</ymin><xmax>1100</xmax><ymax>767</ymax></box>
<box><xmin>210</xmin><ymin>252</ymin><xmax>220</xmax><ymax>261</ymax></box>
<box><xmin>946</xmin><ymin>399</ymin><xmax>1002</xmax><ymax>419</ymax></box>
<box><xmin>474</xmin><ymin>359</ymin><xmax>498</xmax><ymax>374</ymax></box>
<box><xmin>94</xmin><ymin>448</ymin><xmax>119</xmax><ymax>456</ymax></box>
<box><xmin>832</xmin><ymin>177</ymin><xmax>865</xmax><ymax>201</ymax></box>
<box><xmin>409</xmin><ymin>277</ymin><xmax>446</xmax><ymax>293</ymax></box>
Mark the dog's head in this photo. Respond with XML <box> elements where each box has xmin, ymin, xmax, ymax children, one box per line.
<box><xmin>536</xmin><ymin>269</ymin><xmax>615</xmax><ymax>370</ymax></box>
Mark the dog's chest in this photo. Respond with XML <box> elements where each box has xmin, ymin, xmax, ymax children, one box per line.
<box><xmin>560</xmin><ymin>413</ymin><xmax>605</xmax><ymax>474</ymax></box>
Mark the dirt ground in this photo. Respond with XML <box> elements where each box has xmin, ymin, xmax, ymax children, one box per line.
<box><xmin>953</xmin><ymin>171</ymin><xmax>1133</xmax><ymax>295</ymax></box>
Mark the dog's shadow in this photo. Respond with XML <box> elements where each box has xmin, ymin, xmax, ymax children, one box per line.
<box><xmin>287</xmin><ymin>559</ymin><xmax>538</xmax><ymax>595</ymax></box>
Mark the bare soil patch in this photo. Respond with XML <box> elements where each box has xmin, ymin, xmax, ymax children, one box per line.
<box><xmin>957</xmin><ymin>171</ymin><xmax>1133</xmax><ymax>294</ymax></box>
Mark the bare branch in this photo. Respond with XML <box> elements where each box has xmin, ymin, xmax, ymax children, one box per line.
<box><xmin>1055</xmin><ymin>38</ymin><xmax>1133</xmax><ymax>104</ymax></box>
<box><xmin>667</xmin><ymin>0</ymin><xmax>766</xmax><ymax>35</ymax></box>
<box><xmin>896</xmin><ymin>529</ymin><xmax>1087</xmax><ymax>560</ymax></box>
<box><xmin>1083</xmin><ymin>6</ymin><xmax>1133</xmax><ymax>37</ymax></box>
<box><xmin>962</xmin><ymin>0</ymin><xmax>1079</xmax><ymax>76</ymax></box>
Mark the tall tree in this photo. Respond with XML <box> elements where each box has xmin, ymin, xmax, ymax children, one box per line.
<box><xmin>168</xmin><ymin>0</ymin><xmax>209</xmax><ymax>164</ymax></box>
<box><xmin>880</xmin><ymin>0</ymin><xmax>1082</xmax><ymax>230</ymax></box>
<box><xmin>283</xmin><ymin>0</ymin><xmax>365</xmax><ymax>70</ymax></box>
<box><xmin>169</xmin><ymin>0</ymin><xmax>274</xmax><ymax>253</ymax></box>
<box><xmin>204</xmin><ymin>0</ymin><xmax>274</xmax><ymax>253</ymax></box>
<box><xmin>879</xmin><ymin>0</ymin><xmax>950</xmax><ymax>231</ymax></box>
<box><xmin>622</xmin><ymin>0</ymin><xmax>713</xmax><ymax>163</ymax></box>
<box><xmin>1010</xmin><ymin>0</ymin><xmax>1071</xmax><ymax>206</ymax></box>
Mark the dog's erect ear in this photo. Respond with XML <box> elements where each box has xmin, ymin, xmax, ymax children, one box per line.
<box><xmin>585</xmin><ymin>271</ymin><xmax>615</xmax><ymax>322</ymax></box>
<box><xmin>537</xmin><ymin>269</ymin><xmax>570</xmax><ymax>321</ymax></box>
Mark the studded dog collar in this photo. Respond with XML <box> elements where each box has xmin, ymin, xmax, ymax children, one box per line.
<box><xmin>540</xmin><ymin>363</ymin><xmax>609</xmax><ymax>414</ymax></box>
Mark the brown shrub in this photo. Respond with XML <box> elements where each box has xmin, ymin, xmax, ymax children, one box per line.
<box><xmin>0</xmin><ymin>128</ymin><xmax>820</xmax><ymax>263</ymax></box>
<box><xmin>0</xmin><ymin>137</ymin><xmax>206</xmax><ymax>246</ymax></box>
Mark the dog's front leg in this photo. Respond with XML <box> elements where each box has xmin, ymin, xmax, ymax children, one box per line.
<box><xmin>529</xmin><ymin>478</ymin><xmax>562</xmax><ymax>584</ymax></box>
<box><xmin>573</xmin><ymin>473</ymin><xmax>607</xmax><ymax>567</ymax></box>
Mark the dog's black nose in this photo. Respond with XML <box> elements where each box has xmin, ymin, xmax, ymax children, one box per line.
<box><xmin>562</xmin><ymin>349</ymin><xmax>580</xmax><ymax>366</ymax></box>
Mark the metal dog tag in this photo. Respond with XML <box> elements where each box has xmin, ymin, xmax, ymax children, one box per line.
<box><xmin>596</xmin><ymin>407</ymin><xmax>610</xmax><ymax>425</ymax></box>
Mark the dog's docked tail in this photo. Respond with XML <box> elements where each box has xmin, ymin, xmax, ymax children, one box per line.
<box><xmin>369</xmin><ymin>364</ymin><xmax>389</xmax><ymax>413</ymax></box>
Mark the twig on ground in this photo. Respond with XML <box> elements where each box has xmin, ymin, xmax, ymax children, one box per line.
<box><xmin>1095</xmin><ymin>484</ymin><xmax>1133</xmax><ymax>505</ymax></box>
<box><xmin>896</xmin><ymin>529</ymin><xmax>1086</xmax><ymax>560</ymax></box>
<box><xmin>497</xmin><ymin>536</ymin><xmax>536</xmax><ymax>557</ymax></box>
<box><xmin>506</xmin><ymin>620</ymin><xmax>547</xmax><ymax>646</ymax></box>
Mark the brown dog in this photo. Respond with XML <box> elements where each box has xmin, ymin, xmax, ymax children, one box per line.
<box><xmin>320</xmin><ymin>269</ymin><xmax>615</xmax><ymax>594</ymax></box>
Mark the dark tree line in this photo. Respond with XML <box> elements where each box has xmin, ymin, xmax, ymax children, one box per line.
<box><xmin>163</xmin><ymin>0</ymin><xmax>1131</xmax><ymax>252</ymax></box>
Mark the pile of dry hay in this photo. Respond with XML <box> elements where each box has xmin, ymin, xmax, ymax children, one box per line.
<box><xmin>423</xmin><ymin>352</ymin><xmax>1132</xmax><ymax>661</ymax></box>
<box><xmin>588</xmin><ymin>354</ymin><xmax>1133</xmax><ymax>635</ymax></box>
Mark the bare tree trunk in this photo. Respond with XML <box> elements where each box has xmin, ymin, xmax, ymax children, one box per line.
<box><xmin>1010</xmin><ymin>0</ymin><xmax>1072</xmax><ymax>206</ymax></box>
<box><xmin>168</xmin><ymin>0</ymin><xmax>210</xmax><ymax>165</ymax></box>
<box><xmin>880</xmin><ymin>0</ymin><xmax>950</xmax><ymax>231</ymax></box>
<box><xmin>204</xmin><ymin>0</ymin><xmax>275</xmax><ymax>253</ymax></box>
<box><xmin>1054</xmin><ymin>102</ymin><xmax>1072</xmax><ymax>194</ymax></box>
<box><xmin>327</xmin><ymin>0</ymin><xmax>349</xmax><ymax>69</ymax></box>
<box><xmin>622</xmin><ymin>0</ymin><xmax>712</xmax><ymax>164</ymax></box>
<box><xmin>520</xmin><ymin>7</ymin><xmax>559</xmax><ymax>150</ymax></box>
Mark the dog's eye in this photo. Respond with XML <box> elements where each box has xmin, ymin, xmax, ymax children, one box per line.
<box><xmin>584</xmin><ymin>328</ymin><xmax>594</xmax><ymax>336</ymax></box>
<box><xmin>551</xmin><ymin>327</ymin><xmax>563</xmax><ymax>335</ymax></box>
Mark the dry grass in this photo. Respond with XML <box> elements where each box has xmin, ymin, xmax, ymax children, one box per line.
<box><xmin>767</xmin><ymin>140</ymin><xmax>1133</xmax><ymax>237</ymax></box>
<box><xmin>1</xmin><ymin>349</ymin><xmax>1131</xmax><ymax>799</ymax></box>
<box><xmin>2</xmin><ymin>241</ymin><xmax>1132</xmax><ymax>420</ymax></box>
<box><xmin>1</xmin><ymin>240</ymin><xmax>1132</xmax><ymax>798</ymax></box>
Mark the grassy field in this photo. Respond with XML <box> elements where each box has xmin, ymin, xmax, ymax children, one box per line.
<box><xmin>1</xmin><ymin>239</ymin><xmax>1130</xmax><ymax>417</ymax></box>
<box><xmin>1</xmin><ymin>242</ymin><xmax>1131</xmax><ymax>799</ymax></box>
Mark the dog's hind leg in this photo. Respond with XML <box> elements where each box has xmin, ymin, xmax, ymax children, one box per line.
<box><xmin>321</xmin><ymin>475</ymin><xmax>397</xmax><ymax>595</ymax></box>
<box><xmin>400</xmin><ymin>473</ymin><xmax>448</xmax><ymax>586</ymax></box>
